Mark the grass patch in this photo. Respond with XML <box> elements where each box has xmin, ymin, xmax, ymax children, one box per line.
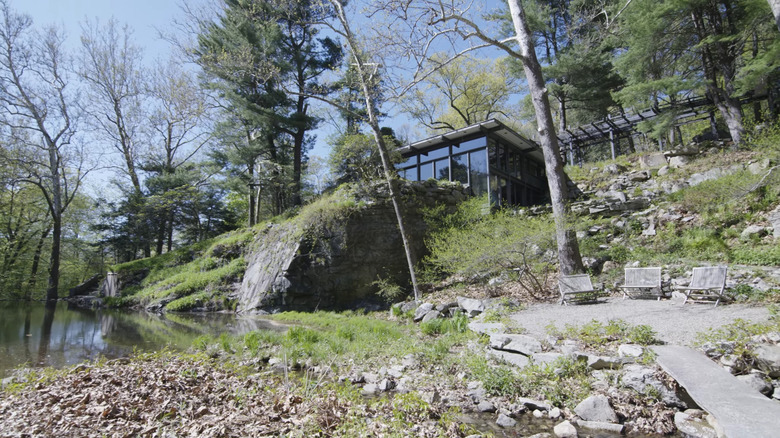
<box><xmin>695</xmin><ymin>310</ymin><xmax>780</xmax><ymax>359</ymax></box>
<box><xmin>546</xmin><ymin>319</ymin><xmax>659</xmax><ymax>351</ymax></box>
<box><xmin>467</xmin><ymin>354</ymin><xmax>592</xmax><ymax>408</ymax></box>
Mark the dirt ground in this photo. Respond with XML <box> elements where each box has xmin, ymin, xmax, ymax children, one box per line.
<box><xmin>510</xmin><ymin>296</ymin><xmax>773</xmax><ymax>346</ymax></box>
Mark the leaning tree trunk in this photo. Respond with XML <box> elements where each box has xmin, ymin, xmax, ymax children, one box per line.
<box><xmin>331</xmin><ymin>0</ymin><xmax>421</xmax><ymax>300</ymax></box>
<box><xmin>506</xmin><ymin>0</ymin><xmax>584</xmax><ymax>275</ymax></box>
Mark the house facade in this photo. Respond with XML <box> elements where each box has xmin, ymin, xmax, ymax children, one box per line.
<box><xmin>396</xmin><ymin>119</ymin><xmax>549</xmax><ymax>207</ymax></box>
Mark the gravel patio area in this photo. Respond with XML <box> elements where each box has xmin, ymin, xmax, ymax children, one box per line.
<box><xmin>510</xmin><ymin>296</ymin><xmax>773</xmax><ymax>346</ymax></box>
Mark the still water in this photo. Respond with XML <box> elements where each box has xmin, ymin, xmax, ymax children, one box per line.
<box><xmin>0</xmin><ymin>301</ymin><xmax>286</xmax><ymax>378</ymax></box>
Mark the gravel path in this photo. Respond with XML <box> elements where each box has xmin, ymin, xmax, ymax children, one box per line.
<box><xmin>509</xmin><ymin>297</ymin><xmax>772</xmax><ymax>346</ymax></box>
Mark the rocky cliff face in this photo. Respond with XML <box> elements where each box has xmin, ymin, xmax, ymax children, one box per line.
<box><xmin>236</xmin><ymin>181</ymin><xmax>467</xmax><ymax>313</ymax></box>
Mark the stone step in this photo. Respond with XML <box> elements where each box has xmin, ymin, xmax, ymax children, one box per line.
<box><xmin>653</xmin><ymin>345</ymin><xmax>780</xmax><ymax>438</ymax></box>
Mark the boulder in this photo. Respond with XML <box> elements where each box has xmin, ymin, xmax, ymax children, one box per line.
<box><xmin>496</xmin><ymin>413</ymin><xmax>517</xmax><ymax>428</ymax></box>
<box><xmin>621</xmin><ymin>364</ymin><xmax>685</xmax><ymax>408</ymax></box>
<box><xmin>628</xmin><ymin>170</ymin><xmax>652</xmax><ymax>182</ymax></box>
<box><xmin>657</xmin><ymin>165</ymin><xmax>670</xmax><ymax>176</ymax></box>
<box><xmin>516</xmin><ymin>397</ymin><xmax>551</xmax><ymax>411</ymax></box>
<box><xmin>741</xmin><ymin>225</ymin><xmax>768</xmax><ymax>240</ymax></box>
<box><xmin>532</xmin><ymin>352</ymin><xmax>564</xmax><ymax>365</ymax></box>
<box><xmin>754</xmin><ymin>344</ymin><xmax>780</xmax><ymax>378</ymax></box>
<box><xmin>587</xmin><ymin>355</ymin><xmax>624</xmax><ymax>370</ymax></box>
<box><xmin>394</xmin><ymin>301</ymin><xmax>419</xmax><ymax>314</ymax></box>
<box><xmin>378</xmin><ymin>378</ymin><xmax>395</xmax><ymax>392</ymax></box>
<box><xmin>553</xmin><ymin>420</ymin><xmax>578</xmax><ymax>438</ymax></box>
<box><xmin>363</xmin><ymin>383</ymin><xmax>379</xmax><ymax>395</ymax></box>
<box><xmin>468</xmin><ymin>322</ymin><xmax>506</xmax><ymax>335</ymax></box>
<box><xmin>748</xmin><ymin>158</ymin><xmax>771</xmax><ymax>175</ymax></box>
<box><xmin>618</xmin><ymin>344</ymin><xmax>644</xmax><ymax>358</ymax></box>
<box><xmin>488</xmin><ymin>349</ymin><xmax>530</xmax><ymax>368</ymax></box>
<box><xmin>736</xmin><ymin>373</ymin><xmax>773</xmax><ymax>396</ymax></box>
<box><xmin>577</xmin><ymin>420</ymin><xmax>625</xmax><ymax>434</ymax></box>
<box><xmin>414</xmin><ymin>303</ymin><xmax>435</xmax><ymax>321</ymax></box>
<box><xmin>420</xmin><ymin>310</ymin><xmax>442</xmax><ymax>323</ymax></box>
<box><xmin>674</xmin><ymin>410</ymin><xmax>718</xmax><ymax>438</ymax></box>
<box><xmin>458</xmin><ymin>296</ymin><xmax>485</xmax><ymax>317</ymax></box>
<box><xmin>574</xmin><ymin>394</ymin><xmax>618</xmax><ymax>423</ymax></box>
<box><xmin>490</xmin><ymin>334</ymin><xmax>542</xmax><ymax>355</ymax></box>
<box><xmin>477</xmin><ymin>400</ymin><xmax>496</xmax><ymax>413</ymax></box>
<box><xmin>604</xmin><ymin>163</ymin><xmax>627</xmax><ymax>174</ymax></box>
<box><xmin>639</xmin><ymin>153</ymin><xmax>667</xmax><ymax>169</ymax></box>
<box><xmin>668</xmin><ymin>155</ymin><xmax>690</xmax><ymax>168</ymax></box>
<box><xmin>421</xmin><ymin>389</ymin><xmax>441</xmax><ymax>404</ymax></box>
<box><xmin>768</xmin><ymin>205</ymin><xmax>780</xmax><ymax>239</ymax></box>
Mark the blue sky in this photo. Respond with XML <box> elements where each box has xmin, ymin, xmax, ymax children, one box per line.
<box><xmin>12</xmin><ymin>0</ymin><xmax>182</xmax><ymax>57</ymax></box>
<box><xmin>12</xmin><ymin>0</ymin><xmax>517</xmax><ymax>162</ymax></box>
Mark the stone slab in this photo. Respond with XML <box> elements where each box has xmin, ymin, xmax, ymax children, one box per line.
<box><xmin>654</xmin><ymin>345</ymin><xmax>780</xmax><ymax>438</ymax></box>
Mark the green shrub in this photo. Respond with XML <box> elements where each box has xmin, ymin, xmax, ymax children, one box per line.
<box><xmin>695</xmin><ymin>318</ymin><xmax>780</xmax><ymax>359</ymax></box>
<box><xmin>372</xmin><ymin>276</ymin><xmax>406</xmax><ymax>303</ymax></box>
<box><xmin>424</xmin><ymin>201</ymin><xmax>557</xmax><ymax>296</ymax></box>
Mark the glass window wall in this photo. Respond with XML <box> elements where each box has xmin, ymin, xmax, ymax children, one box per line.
<box><xmin>435</xmin><ymin>158</ymin><xmax>450</xmax><ymax>180</ymax></box>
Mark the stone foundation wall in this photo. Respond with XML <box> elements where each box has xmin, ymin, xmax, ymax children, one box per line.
<box><xmin>237</xmin><ymin>180</ymin><xmax>468</xmax><ymax>312</ymax></box>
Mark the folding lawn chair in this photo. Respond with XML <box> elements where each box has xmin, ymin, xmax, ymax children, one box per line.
<box><xmin>619</xmin><ymin>267</ymin><xmax>663</xmax><ymax>300</ymax></box>
<box><xmin>675</xmin><ymin>266</ymin><xmax>728</xmax><ymax>307</ymax></box>
<box><xmin>558</xmin><ymin>274</ymin><xmax>607</xmax><ymax>305</ymax></box>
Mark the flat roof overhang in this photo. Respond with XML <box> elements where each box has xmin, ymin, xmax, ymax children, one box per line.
<box><xmin>397</xmin><ymin>119</ymin><xmax>545</xmax><ymax>162</ymax></box>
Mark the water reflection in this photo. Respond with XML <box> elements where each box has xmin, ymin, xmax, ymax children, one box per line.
<box><xmin>0</xmin><ymin>301</ymin><xmax>286</xmax><ymax>378</ymax></box>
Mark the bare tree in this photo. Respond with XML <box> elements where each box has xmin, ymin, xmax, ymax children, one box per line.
<box><xmin>0</xmin><ymin>1</ymin><xmax>89</xmax><ymax>302</ymax></box>
<box><xmin>78</xmin><ymin>18</ymin><xmax>145</xmax><ymax>194</ymax></box>
<box><xmin>378</xmin><ymin>0</ymin><xmax>584</xmax><ymax>274</ymax></box>
<box><xmin>146</xmin><ymin>59</ymin><xmax>214</xmax><ymax>253</ymax></box>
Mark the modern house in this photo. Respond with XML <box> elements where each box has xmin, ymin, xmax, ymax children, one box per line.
<box><xmin>396</xmin><ymin>119</ymin><xmax>550</xmax><ymax>207</ymax></box>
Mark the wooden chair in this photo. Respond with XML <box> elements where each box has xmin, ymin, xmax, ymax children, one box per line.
<box><xmin>675</xmin><ymin>266</ymin><xmax>728</xmax><ymax>307</ymax></box>
<box><xmin>558</xmin><ymin>274</ymin><xmax>606</xmax><ymax>305</ymax></box>
<box><xmin>619</xmin><ymin>267</ymin><xmax>663</xmax><ymax>300</ymax></box>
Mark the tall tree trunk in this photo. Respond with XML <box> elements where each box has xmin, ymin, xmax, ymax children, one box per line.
<box><xmin>291</xmin><ymin>93</ymin><xmax>306</xmax><ymax>207</ymax></box>
<box><xmin>46</xmin><ymin>214</ymin><xmax>61</xmax><ymax>303</ymax></box>
<box><xmin>166</xmin><ymin>209</ymin><xmax>174</xmax><ymax>252</ymax></box>
<box><xmin>26</xmin><ymin>226</ymin><xmax>51</xmax><ymax>300</ymax></box>
<box><xmin>155</xmin><ymin>217</ymin><xmax>166</xmax><ymax>255</ymax></box>
<box><xmin>691</xmin><ymin>8</ymin><xmax>744</xmax><ymax>145</ymax></box>
<box><xmin>45</xmin><ymin>139</ymin><xmax>63</xmax><ymax>303</ymax></box>
<box><xmin>506</xmin><ymin>0</ymin><xmax>584</xmax><ymax>275</ymax></box>
<box><xmin>769</xmin><ymin>0</ymin><xmax>780</xmax><ymax>33</ymax></box>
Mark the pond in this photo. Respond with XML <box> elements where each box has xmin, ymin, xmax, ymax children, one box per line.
<box><xmin>0</xmin><ymin>301</ymin><xmax>287</xmax><ymax>379</ymax></box>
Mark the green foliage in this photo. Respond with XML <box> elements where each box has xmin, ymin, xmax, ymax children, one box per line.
<box><xmin>547</xmin><ymin>319</ymin><xmax>659</xmax><ymax>350</ymax></box>
<box><xmin>468</xmin><ymin>354</ymin><xmax>592</xmax><ymax>408</ymax></box>
<box><xmin>666</xmin><ymin>169</ymin><xmax>765</xmax><ymax>217</ymax></box>
<box><xmin>423</xmin><ymin>197</ymin><xmax>556</xmax><ymax>296</ymax></box>
<box><xmin>293</xmin><ymin>184</ymin><xmax>364</xmax><ymax>240</ymax></box>
<box><xmin>372</xmin><ymin>276</ymin><xmax>406</xmax><ymax>303</ymax></box>
<box><xmin>109</xmin><ymin>228</ymin><xmax>252</xmax><ymax>310</ymax></box>
<box><xmin>695</xmin><ymin>318</ymin><xmax>780</xmax><ymax>359</ymax></box>
<box><xmin>419</xmin><ymin>313</ymin><xmax>469</xmax><ymax>336</ymax></box>
<box><xmin>328</xmin><ymin>132</ymin><xmax>401</xmax><ymax>184</ymax></box>
<box><xmin>404</xmin><ymin>53</ymin><xmax>520</xmax><ymax>131</ymax></box>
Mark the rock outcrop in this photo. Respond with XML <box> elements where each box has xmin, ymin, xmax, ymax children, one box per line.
<box><xmin>236</xmin><ymin>181</ymin><xmax>467</xmax><ymax>313</ymax></box>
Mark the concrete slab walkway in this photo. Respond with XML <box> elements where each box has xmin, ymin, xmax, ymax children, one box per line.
<box><xmin>654</xmin><ymin>345</ymin><xmax>780</xmax><ymax>438</ymax></box>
